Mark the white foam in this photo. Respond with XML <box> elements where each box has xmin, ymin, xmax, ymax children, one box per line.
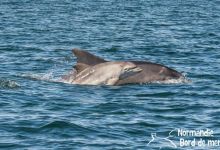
<box><xmin>20</xmin><ymin>70</ymin><xmax>59</xmax><ymax>82</ymax></box>
<box><xmin>152</xmin><ymin>75</ymin><xmax>191</xmax><ymax>84</ymax></box>
<box><xmin>0</xmin><ymin>79</ymin><xmax>20</xmax><ymax>88</ymax></box>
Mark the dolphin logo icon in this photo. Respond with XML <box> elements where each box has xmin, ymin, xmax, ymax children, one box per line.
<box><xmin>147</xmin><ymin>130</ymin><xmax>177</xmax><ymax>149</ymax></box>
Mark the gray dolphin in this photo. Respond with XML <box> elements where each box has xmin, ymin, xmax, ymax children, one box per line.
<box><xmin>71</xmin><ymin>48</ymin><xmax>183</xmax><ymax>85</ymax></box>
<box><xmin>71</xmin><ymin>62</ymin><xmax>142</xmax><ymax>85</ymax></box>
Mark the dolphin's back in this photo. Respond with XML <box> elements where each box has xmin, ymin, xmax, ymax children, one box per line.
<box><xmin>116</xmin><ymin>61</ymin><xmax>182</xmax><ymax>85</ymax></box>
<box><xmin>72</xmin><ymin>48</ymin><xmax>183</xmax><ymax>85</ymax></box>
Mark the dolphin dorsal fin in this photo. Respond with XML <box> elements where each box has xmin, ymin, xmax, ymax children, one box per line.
<box><xmin>74</xmin><ymin>63</ymin><xmax>90</xmax><ymax>73</ymax></box>
<box><xmin>72</xmin><ymin>48</ymin><xmax>107</xmax><ymax>66</ymax></box>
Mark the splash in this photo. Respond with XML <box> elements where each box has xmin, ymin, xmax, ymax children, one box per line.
<box><xmin>58</xmin><ymin>70</ymin><xmax>77</xmax><ymax>84</ymax></box>
<box><xmin>19</xmin><ymin>71</ymin><xmax>61</xmax><ymax>83</ymax></box>
<box><xmin>0</xmin><ymin>79</ymin><xmax>20</xmax><ymax>89</ymax></box>
<box><xmin>152</xmin><ymin>74</ymin><xmax>191</xmax><ymax>84</ymax></box>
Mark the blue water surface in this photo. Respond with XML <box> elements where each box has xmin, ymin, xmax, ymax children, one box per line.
<box><xmin>0</xmin><ymin>0</ymin><xmax>220</xmax><ymax>149</ymax></box>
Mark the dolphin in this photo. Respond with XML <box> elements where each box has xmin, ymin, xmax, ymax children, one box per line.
<box><xmin>71</xmin><ymin>48</ymin><xmax>183</xmax><ymax>85</ymax></box>
<box><xmin>70</xmin><ymin>62</ymin><xmax>142</xmax><ymax>85</ymax></box>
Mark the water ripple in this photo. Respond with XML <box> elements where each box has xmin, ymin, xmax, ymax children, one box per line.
<box><xmin>0</xmin><ymin>0</ymin><xmax>219</xmax><ymax>149</ymax></box>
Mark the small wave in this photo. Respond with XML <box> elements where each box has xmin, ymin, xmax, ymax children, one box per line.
<box><xmin>30</xmin><ymin>56</ymin><xmax>73</xmax><ymax>64</ymax></box>
<box><xmin>0</xmin><ymin>79</ymin><xmax>20</xmax><ymax>89</ymax></box>
<box><xmin>39</xmin><ymin>121</ymin><xmax>97</xmax><ymax>133</ymax></box>
<box><xmin>40</xmin><ymin>121</ymin><xmax>79</xmax><ymax>129</ymax></box>
<box><xmin>103</xmin><ymin>46</ymin><xmax>120</xmax><ymax>52</ymax></box>
<box><xmin>15</xmin><ymin>121</ymin><xmax>98</xmax><ymax>134</ymax></box>
<box><xmin>136</xmin><ymin>92</ymin><xmax>175</xmax><ymax>97</ymax></box>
